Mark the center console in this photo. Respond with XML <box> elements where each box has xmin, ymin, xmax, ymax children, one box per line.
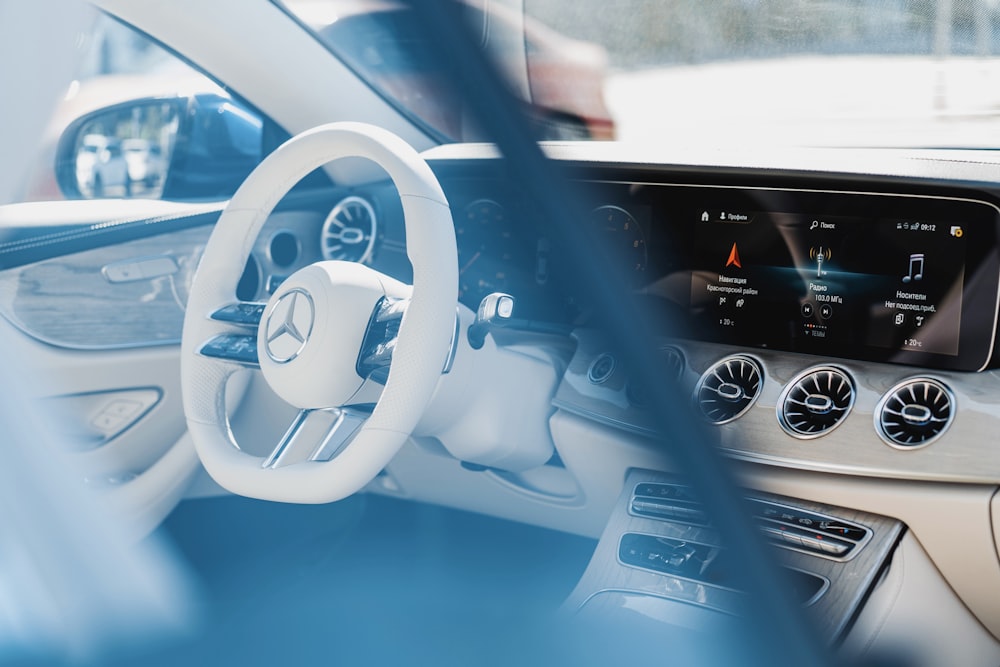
<box><xmin>565</xmin><ymin>469</ymin><xmax>903</xmax><ymax>642</ymax></box>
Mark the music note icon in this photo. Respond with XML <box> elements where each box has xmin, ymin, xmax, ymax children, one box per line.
<box><xmin>902</xmin><ymin>253</ymin><xmax>924</xmax><ymax>283</ymax></box>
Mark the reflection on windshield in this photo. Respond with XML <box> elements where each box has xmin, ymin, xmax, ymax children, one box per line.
<box><xmin>524</xmin><ymin>0</ymin><xmax>1000</xmax><ymax>149</ymax></box>
<box><xmin>284</xmin><ymin>0</ymin><xmax>616</xmax><ymax>141</ymax></box>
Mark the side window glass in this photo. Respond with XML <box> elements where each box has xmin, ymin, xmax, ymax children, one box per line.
<box><xmin>22</xmin><ymin>15</ymin><xmax>264</xmax><ymax>203</ymax></box>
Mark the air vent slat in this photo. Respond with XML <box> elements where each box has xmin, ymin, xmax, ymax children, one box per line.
<box><xmin>660</xmin><ymin>346</ymin><xmax>686</xmax><ymax>382</ymax></box>
<box><xmin>321</xmin><ymin>195</ymin><xmax>378</xmax><ymax>264</ymax></box>
<box><xmin>876</xmin><ymin>378</ymin><xmax>954</xmax><ymax>449</ymax></box>
<box><xmin>694</xmin><ymin>355</ymin><xmax>763</xmax><ymax>424</ymax></box>
<box><xmin>778</xmin><ymin>366</ymin><xmax>855</xmax><ymax>439</ymax></box>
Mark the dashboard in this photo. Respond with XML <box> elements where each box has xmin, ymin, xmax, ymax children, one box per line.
<box><xmin>4</xmin><ymin>143</ymin><xmax>1000</xmax><ymax>653</ymax></box>
<box><xmin>2</xmin><ymin>145</ymin><xmax>1000</xmax><ymax>485</ymax></box>
<box><xmin>420</xmin><ymin>147</ymin><xmax>1000</xmax><ymax>486</ymax></box>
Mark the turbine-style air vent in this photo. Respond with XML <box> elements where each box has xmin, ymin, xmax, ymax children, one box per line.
<box><xmin>778</xmin><ymin>366</ymin><xmax>855</xmax><ymax>439</ymax></box>
<box><xmin>321</xmin><ymin>195</ymin><xmax>378</xmax><ymax>264</ymax></box>
<box><xmin>694</xmin><ymin>355</ymin><xmax>763</xmax><ymax>424</ymax></box>
<box><xmin>661</xmin><ymin>345</ymin><xmax>686</xmax><ymax>382</ymax></box>
<box><xmin>876</xmin><ymin>378</ymin><xmax>954</xmax><ymax>448</ymax></box>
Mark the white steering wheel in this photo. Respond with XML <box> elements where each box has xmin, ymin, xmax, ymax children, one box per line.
<box><xmin>180</xmin><ymin>122</ymin><xmax>457</xmax><ymax>503</ymax></box>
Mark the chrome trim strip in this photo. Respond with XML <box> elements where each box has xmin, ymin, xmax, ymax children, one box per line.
<box><xmin>309</xmin><ymin>407</ymin><xmax>370</xmax><ymax>462</ymax></box>
<box><xmin>261</xmin><ymin>409</ymin><xmax>311</xmax><ymax>469</ymax></box>
<box><xmin>442</xmin><ymin>308</ymin><xmax>460</xmax><ymax>375</ymax></box>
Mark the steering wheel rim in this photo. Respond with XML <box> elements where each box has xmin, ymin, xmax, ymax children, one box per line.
<box><xmin>180</xmin><ymin>122</ymin><xmax>457</xmax><ymax>503</ymax></box>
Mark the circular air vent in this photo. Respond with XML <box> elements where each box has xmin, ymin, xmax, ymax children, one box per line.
<box><xmin>321</xmin><ymin>195</ymin><xmax>378</xmax><ymax>263</ymax></box>
<box><xmin>875</xmin><ymin>378</ymin><xmax>954</xmax><ymax>449</ymax></box>
<box><xmin>778</xmin><ymin>366</ymin><xmax>855</xmax><ymax>439</ymax></box>
<box><xmin>694</xmin><ymin>355</ymin><xmax>763</xmax><ymax>424</ymax></box>
<box><xmin>661</xmin><ymin>345</ymin><xmax>686</xmax><ymax>382</ymax></box>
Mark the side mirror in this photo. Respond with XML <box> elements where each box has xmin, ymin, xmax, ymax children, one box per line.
<box><xmin>56</xmin><ymin>94</ymin><xmax>263</xmax><ymax>201</ymax></box>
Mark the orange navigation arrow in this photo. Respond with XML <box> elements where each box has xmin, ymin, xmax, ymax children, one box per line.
<box><xmin>726</xmin><ymin>242</ymin><xmax>742</xmax><ymax>269</ymax></box>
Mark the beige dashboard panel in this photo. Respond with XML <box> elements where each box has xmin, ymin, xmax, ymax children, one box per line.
<box><xmin>844</xmin><ymin>533</ymin><xmax>1000</xmax><ymax>666</ymax></box>
<box><xmin>738</xmin><ymin>462</ymin><xmax>1000</xmax><ymax>641</ymax></box>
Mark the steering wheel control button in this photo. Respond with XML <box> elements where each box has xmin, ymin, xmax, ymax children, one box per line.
<box><xmin>199</xmin><ymin>334</ymin><xmax>260</xmax><ymax>366</ymax></box>
<box><xmin>588</xmin><ymin>353</ymin><xmax>616</xmax><ymax>384</ymax></box>
<box><xmin>211</xmin><ymin>302</ymin><xmax>267</xmax><ymax>327</ymax></box>
<box><xmin>263</xmin><ymin>288</ymin><xmax>315</xmax><ymax>364</ymax></box>
<box><xmin>357</xmin><ymin>297</ymin><xmax>409</xmax><ymax>383</ymax></box>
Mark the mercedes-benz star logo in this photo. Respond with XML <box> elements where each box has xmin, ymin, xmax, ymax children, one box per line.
<box><xmin>264</xmin><ymin>288</ymin><xmax>315</xmax><ymax>364</ymax></box>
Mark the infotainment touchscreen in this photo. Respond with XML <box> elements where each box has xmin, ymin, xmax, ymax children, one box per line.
<box><xmin>616</xmin><ymin>183</ymin><xmax>1000</xmax><ymax>372</ymax></box>
<box><xmin>692</xmin><ymin>208</ymin><xmax>970</xmax><ymax>355</ymax></box>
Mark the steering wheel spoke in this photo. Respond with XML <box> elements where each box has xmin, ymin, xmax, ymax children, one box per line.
<box><xmin>261</xmin><ymin>406</ymin><xmax>372</xmax><ymax>469</ymax></box>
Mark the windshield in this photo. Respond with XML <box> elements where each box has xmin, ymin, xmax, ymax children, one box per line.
<box><xmin>284</xmin><ymin>0</ymin><xmax>1000</xmax><ymax>149</ymax></box>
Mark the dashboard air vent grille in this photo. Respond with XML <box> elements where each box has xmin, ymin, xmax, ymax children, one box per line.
<box><xmin>661</xmin><ymin>345</ymin><xmax>686</xmax><ymax>382</ymax></box>
<box><xmin>778</xmin><ymin>366</ymin><xmax>855</xmax><ymax>439</ymax></box>
<box><xmin>694</xmin><ymin>355</ymin><xmax>763</xmax><ymax>424</ymax></box>
<box><xmin>876</xmin><ymin>378</ymin><xmax>954</xmax><ymax>448</ymax></box>
<box><xmin>321</xmin><ymin>195</ymin><xmax>378</xmax><ymax>264</ymax></box>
